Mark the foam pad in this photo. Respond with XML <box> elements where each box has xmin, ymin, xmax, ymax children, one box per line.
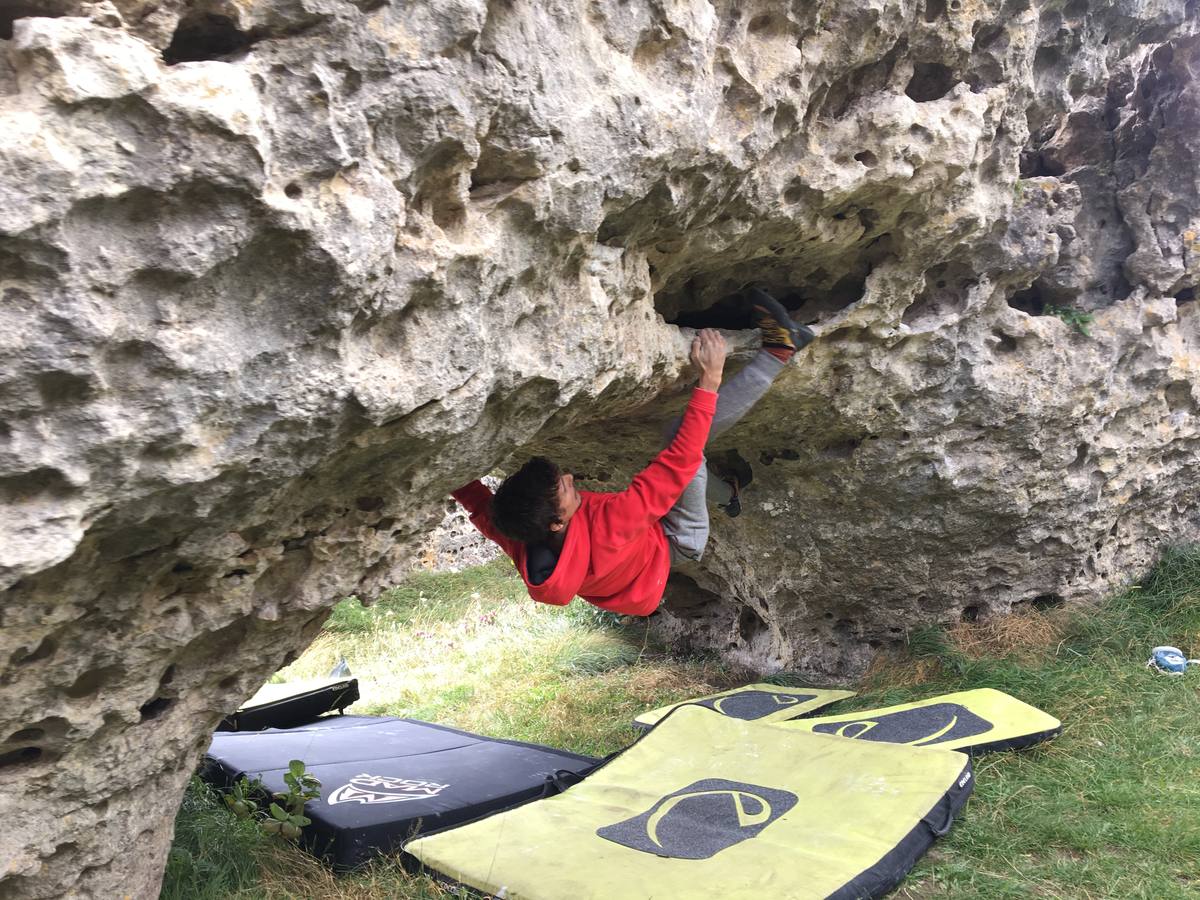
<box><xmin>782</xmin><ymin>688</ymin><xmax>1061</xmax><ymax>754</ymax></box>
<box><xmin>407</xmin><ymin>705</ymin><xmax>973</xmax><ymax>899</ymax></box>
<box><xmin>217</xmin><ymin>677</ymin><xmax>359</xmax><ymax>732</ymax></box>
<box><xmin>204</xmin><ymin>716</ymin><xmax>598</xmax><ymax>869</ymax></box>
<box><xmin>633</xmin><ymin>684</ymin><xmax>854</xmax><ymax>729</ymax></box>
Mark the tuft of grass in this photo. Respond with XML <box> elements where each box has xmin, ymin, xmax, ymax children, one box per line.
<box><xmin>161</xmin><ymin>777</ymin><xmax>273</xmax><ymax>900</ymax></box>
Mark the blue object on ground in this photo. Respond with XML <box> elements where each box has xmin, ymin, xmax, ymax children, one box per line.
<box><xmin>1147</xmin><ymin>646</ymin><xmax>1198</xmax><ymax>674</ymax></box>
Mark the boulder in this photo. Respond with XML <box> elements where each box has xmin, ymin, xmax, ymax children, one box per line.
<box><xmin>0</xmin><ymin>0</ymin><xmax>1197</xmax><ymax>895</ymax></box>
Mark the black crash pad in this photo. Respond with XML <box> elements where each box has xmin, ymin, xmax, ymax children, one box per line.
<box><xmin>203</xmin><ymin>716</ymin><xmax>599</xmax><ymax>869</ymax></box>
<box><xmin>216</xmin><ymin>678</ymin><xmax>360</xmax><ymax>732</ymax></box>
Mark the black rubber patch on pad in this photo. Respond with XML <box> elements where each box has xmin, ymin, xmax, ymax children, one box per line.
<box><xmin>691</xmin><ymin>691</ymin><xmax>817</xmax><ymax>720</ymax></box>
<box><xmin>596</xmin><ymin>778</ymin><xmax>798</xmax><ymax>859</ymax></box>
<box><xmin>812</xmin><ymin>703</ymin><xmax>993</xmax><ymax>746</ymax></box>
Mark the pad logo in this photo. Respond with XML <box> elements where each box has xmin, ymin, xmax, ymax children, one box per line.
<box><xmin>596</xmin><ymin>778</ymin><xmax>797</xmax><ymax>859</ymax></box>
<box><xmin>694</xmin><ymin>690</ymin><xmax>816</xmax><ymax>720</ymax></box>
<box><xmin>327</xmin><ymin>773</ymin><xmax>450</xmax><ymax>806</ymax></box>
<box><xmin>812</xmin><ymin>703</ymin><xmax>993</xmax><ymax>746</ymax></box>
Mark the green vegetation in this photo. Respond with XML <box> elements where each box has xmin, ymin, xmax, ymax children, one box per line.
<box><xmin>1044</xmin><ymin>304</ymin><xmax>1095</xmax><ymax>336</ymax></box>
<box><xmin>165</xmin><ymin>549</ymin><xmax>1200</xmax><ymax>898</ymax></box>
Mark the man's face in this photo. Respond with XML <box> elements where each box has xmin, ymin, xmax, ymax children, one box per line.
<box><xmin>551</xmin><ymin>470</ymin><xmax>582</xmax><ymax>531</ymax></box>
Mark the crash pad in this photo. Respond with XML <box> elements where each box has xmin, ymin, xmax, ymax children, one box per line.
<box><xmin>407</xmin><ymin>705</ymin><xmax>973</xmax><ymax>899</ymax></box>
<box><xmin>782</xmin><ymin>688</ymin><xmax>1061</xmax><ymax>754</ymax></box>
<box><xmin>204</xmin><ymin>715</ymin><xmax>598</xmax><ymax>869</ymax></box>
<box><xmin>633</xmin><ymin>683</ymin><xmax>855</xmax><ymax>729</ymax></box>
<box><xmin>216</xmin><ymin>677</ymin><xmax>359</xmax><ymax>732</ymax></box>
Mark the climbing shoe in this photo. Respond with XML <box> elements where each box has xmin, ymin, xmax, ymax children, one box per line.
<box><xmin>717</xmin><ymin>475</ymin><xmax>742</xmax><ymax>519</ymax></box>
<box><xmin>748</xmin><ymin>287</ymin><xmax>815</xmax><ymax>352</ymax></box>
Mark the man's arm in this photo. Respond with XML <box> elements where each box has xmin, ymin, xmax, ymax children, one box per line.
<box><xmin>599</xmin><ymin>329</ymin><xmax>726</xmax><ymax>542</ymax></box>
<box><xmin>451</xmin><ymin>480</ymin><xmax>523</xmax><ymax>559</ymax></box>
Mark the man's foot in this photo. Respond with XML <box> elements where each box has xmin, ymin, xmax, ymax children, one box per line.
<box><xmin>717</xmin><ymin>475</ymin><xmax>742</xmax><ymax>518</ymax></box>
<box><xmin>748</xmin><ymin>287</ymin><xmax>815</xmax><ymax>356</ymax></box>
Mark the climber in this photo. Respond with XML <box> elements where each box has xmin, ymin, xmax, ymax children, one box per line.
<box><xmin>450</xmin><ymin>288</ymin><xmax>814</xmax><ymax>617</ymax></box>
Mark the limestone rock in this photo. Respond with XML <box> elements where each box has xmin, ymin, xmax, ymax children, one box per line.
<box><xmin>0</xmin><ymin>0</ymin><xmax>1197</xmax><ymax>896</ymax></box>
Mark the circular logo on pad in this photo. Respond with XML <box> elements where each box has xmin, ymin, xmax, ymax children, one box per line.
<box><xmin>596</xmin><ymin>778</ymin><xmax>797</xmax><ymax>859</ymax></box>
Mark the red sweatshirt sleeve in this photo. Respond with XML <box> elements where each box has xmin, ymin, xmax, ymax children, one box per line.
<box><xmin>451</xmin><ymin>480</ymin><xmax>522</xmax><ymax>560</ymax></box>
<box><xmin>599</xmin><ymin>387</ymin><xmax>717</xmax><ymax>544</ymax></box>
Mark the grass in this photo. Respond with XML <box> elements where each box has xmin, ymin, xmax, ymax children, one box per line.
<box><xmin>165</xmin><ymin>548</ymin><xmax>1200</xmax><ymax>899</ymax></box>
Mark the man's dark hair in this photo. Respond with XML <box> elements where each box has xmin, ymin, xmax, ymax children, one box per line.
<box><xmin>490</xmin><ymin>456</ymin><xmax>561</xmax><ymax>545</ymax></box>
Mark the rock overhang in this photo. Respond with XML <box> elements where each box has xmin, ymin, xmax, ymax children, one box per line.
<box><xmin>0</xmin><ymin>1</ymin><xmax>1198</xmax><ymax>896</ymax></box>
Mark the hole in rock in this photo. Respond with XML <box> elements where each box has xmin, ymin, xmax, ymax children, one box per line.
<box><xmin>355</xmin><ymin>495</ymin><xmax>385</xmax><ymax>512</ymax></box>
<box><xmin>662</xmin><ymin>572</ymin><xmax>724</xmax><ymax>619</ymax></box>
<box><xmin>905</xmin><ymin>63</ymin><xmax>956</xmax><ymax>102</ymax></box>
<box><xmin>0</xmin><ymin>747</ymin><xmax>42</xmax><ymax>770</ymax></box>
<box><xmin>1030</xmin><ymin>593</ymin><xmax>1064</xmax><ymax>611</ymax></box>
<box><xmin>1018</xmin><ymin>153</ymin><xmax>1066</xmax><ymax>178</ymax></box>
<box><xmin>972</xmin><ymin>24</ymin><xmax>1004</xmax><ymax>51</ymax></box>
<box><xmin>909</xmin><ymin>123</ymin><xmax>933</xmax><ymax>143</ymax></box>
<box><xmin>10</xmin><ymin>636</ymin><xmax>57</xmax><ymax>666</ymax></box>
<box><xmin>0</xmin><ymin>1</ymin><xmax>70</xmax><ymax>40</ymax></box>
<box><xmin>854</xmin><ymin>150</ymin><xmax>879</xmax><ymax>167</ymax></box>
<box><xmin>903</xmin><ymin>263</ymin><xmax>976</xmax><ymax>325</ymax></box>
<box><xmin>65</xmin><ymin>665</ymin><xmax>123</xmax><ymax>699</ymax></box>
<box><xmin>284</xmin><ymin>182</ymin><xmax>303</xmax><ymax>200</ymax></box>
<box><xmin>139</xmin><ymin>697</ymin><xmax>173</xmax><ymax>722</ymax></box>
<box><xmin>1165</xmin><ymin>381</ymin><xmax>1195</xmax><ymax>413</ymax></box>
<box><xmin>816</xmin><ymin>41</ymin><xmax>906</xmax><ymax>121</ymax></box>
<box><xmin>0</xmin><ymin>467</ymin><xmax>73</xmax><ymax>504</ymax></box>
<box><xmin>1068</xmin><ymin>443</ymin><xmax>1089</xmax><ymax>470</ymax></box>
<box><xmin>1007</xmin><ymin>283</ymin><xmax>1045</xmax><ymax>315</ymax></box>
<box><xmin>8</xmin><ymin>727</ymin><xmax>44</xmax><ymax>742</ymax></box>
<box><xmin>924</xmin><ymin>0</ymin><xmax>946</xmax><ymax>22</ymax></box>
<box><xmin>738</xmin><ymin>606</ymin><xmax>769</xmax><ymax>644</ymax></box>
<box><xmin>820</xmin><ymin>437</ymin><xmax>862</xmax><ymax>460</ymax></box>
<box><xmin>961</xmin><ymin>605</ymin><xmax>981</xmax><ymax>622</ymax></box>
<box><xmin>163</xmin><ymin>13</ymin><xmax>257</xmax><ymax>65</ymax></box>
<box><xmin>1176</xmin><ymin>287</ymin><xmax>1195</xmax><ymax>305</ymax></box>
<box><xmin>171</xmin><ymin>562</ymin><xmax>194</xmax><ymax>574</ymax></box>
<box><xmin>708</xmin><ymin>448</ymin><xmax>753</xmax><ymax>491</ymax></box>
<box><xmin>773</xmin><ymin>102</ymin><xmax>797</xmax><ymax>137</ymax></box>
<box><xmin>35</xmin><ymin>371</ymin><xmax>93</xmax><ymax>406</ymax></box>
<box><xmin>1034</xmin><ymin>45</ymin><xmax>1061</xmax><ymax>72</ymax></box>
<box><xmin>748</xmin><ymin>13</ymin><xmax>774</xmax><ymax>32</ymax></box>
<box><xmin>218</xmin><ymin>675</ymin><xmax>238</xmax><ymax>690</ymax></box>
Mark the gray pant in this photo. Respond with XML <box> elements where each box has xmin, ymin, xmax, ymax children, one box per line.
<box><xmin>661</xmin><ymin>350</ymin><xmax>786</xmax><ymax>565</ymax></box>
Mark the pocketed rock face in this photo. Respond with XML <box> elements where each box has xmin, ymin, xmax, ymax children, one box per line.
<box><xmin>0</xmin><ymin>0</ymin><xmax>1197</xmax><ymax>895</ymax></box>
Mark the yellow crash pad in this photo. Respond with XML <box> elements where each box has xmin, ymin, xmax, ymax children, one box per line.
<box><xmin>782</xmin><ymin>688</ymin><xmax>1061</xmax><ymax>754</ymax></box>
<box><xmin>408</xmin><ymin>705</ymin><xmax>973</xmax><ymax>900</ymax></box>
<box><xmin>633</xmin><ymin>683</ymin><xmax>855</xmax><ymax>729</ymax></box>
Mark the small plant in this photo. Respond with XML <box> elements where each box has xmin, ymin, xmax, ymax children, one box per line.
<box><xmin>1044</xmin><ymin>304</ymin><xmax>1094</xmax><ymax>336</ymax></box>
<box><xmin>222</xmin><ymin>760</ymin><xmax>321</xmax><ymax>842</ymax></box>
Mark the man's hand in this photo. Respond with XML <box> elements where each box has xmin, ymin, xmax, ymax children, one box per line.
<box><xmin>690</xmin><ymin>328</ymin><xmax>727</xmax><ymax>392</ymax></box>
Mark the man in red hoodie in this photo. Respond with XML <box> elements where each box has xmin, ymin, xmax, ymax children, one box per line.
<box><xmin>451</xmin><ymin>289</ymin><xmax>813</xmax><ymax>617</ymax></box>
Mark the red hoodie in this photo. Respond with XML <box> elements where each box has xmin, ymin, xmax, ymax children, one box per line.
<box><xmin>451</xmin><ymin>387</ymin><xmax>718</xmax><ymax>616</ymax></box>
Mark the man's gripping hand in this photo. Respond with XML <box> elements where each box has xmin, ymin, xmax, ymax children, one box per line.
<box><xmin>690</xmin><ymin>328</ymin><xmax>727</xmax><ymax>392</ymax></box>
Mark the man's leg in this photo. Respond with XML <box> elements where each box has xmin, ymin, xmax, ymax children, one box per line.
<box><xmin>662</xmin><ymin>292</ymin><xmax>806</xmax><ymax>559</ymax></box>
<box><xmin>661</xmin><ymin>349</ymin><xmax>788</xmax><ymax>558</ymax></box>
